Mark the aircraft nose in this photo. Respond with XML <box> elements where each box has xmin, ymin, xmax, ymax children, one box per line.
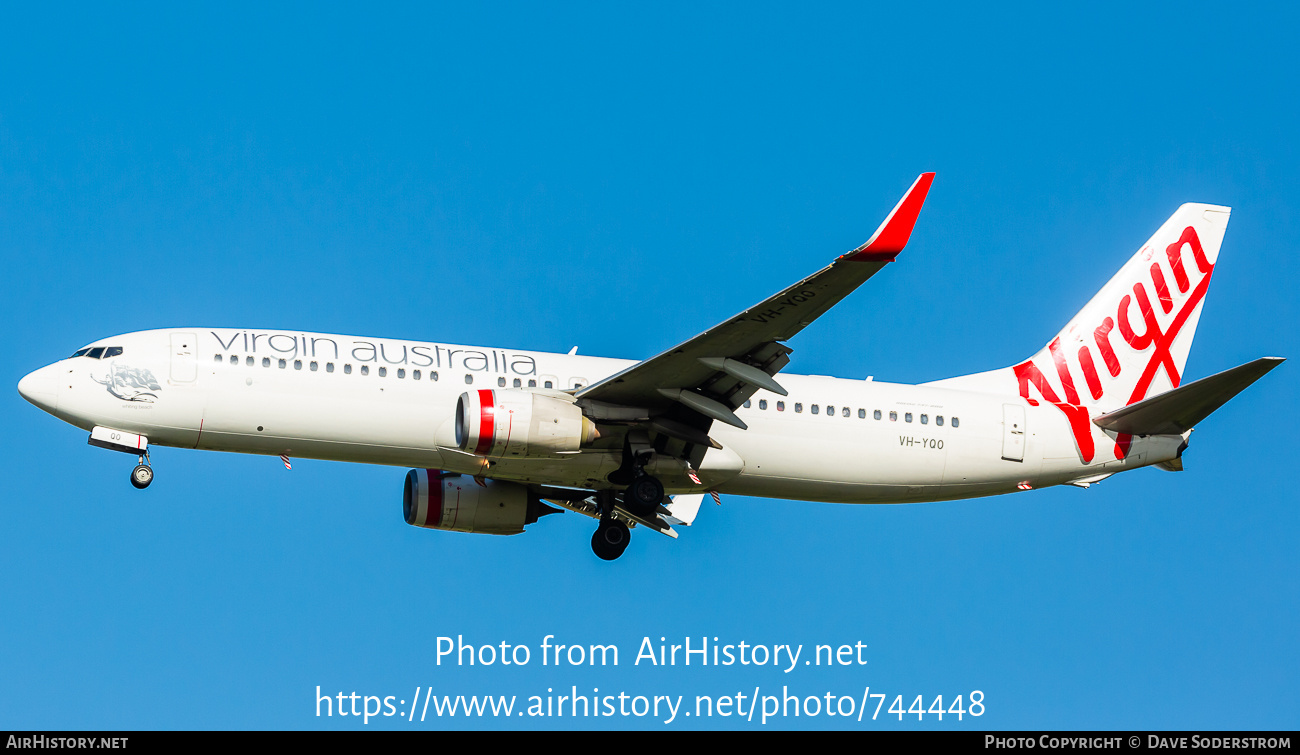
<box><xmin>18</xmin><ymin>365</ymin><xmax>59</xmax><ymax>414</ymax></box>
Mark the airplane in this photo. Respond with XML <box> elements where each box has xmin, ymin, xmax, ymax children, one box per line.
<box><xmin>17</xmin><ymin>174</ymin><xmax>1284</xmax><ymax>560</ymax></box>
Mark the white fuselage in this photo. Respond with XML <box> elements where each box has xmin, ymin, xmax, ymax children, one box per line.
<box><xmin>23</xmin><ymin>328</ymin><xmax>1183</xmax><ymax>503</ymax></box>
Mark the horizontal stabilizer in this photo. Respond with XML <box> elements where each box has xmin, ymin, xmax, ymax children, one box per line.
<box><xmin>1093</xmin><ymin>357</ymin><xmax>1284</xmax><ymax>435</ymax></box>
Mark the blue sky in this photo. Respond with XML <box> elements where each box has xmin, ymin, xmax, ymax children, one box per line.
<box><xmin>1</xmin><ymin>2</ymin><xmax>1296</xmax><ymax>730</ymax></box>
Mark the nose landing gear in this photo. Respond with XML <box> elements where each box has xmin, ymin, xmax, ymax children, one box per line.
<box><xmin>130</xmin><ymin>452</ymin><xmax>153</xmax><ymax>489</ymax></box>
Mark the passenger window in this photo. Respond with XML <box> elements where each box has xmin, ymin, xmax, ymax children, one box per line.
<box><xmin>213</xmin><ymin>354</ymin><xmax>222</xmax><ymax>363</ymax></box>
<box><xmin>952</xmin><ymin>417</ymin><xmax>960</xmax><ymax>428</ymax></box>
<box><xmin>278</xmin><ymin>359</ymin><xmax>287</xmax><ymax>369</ymax></box>
<box><xmin>361</xmin><ymin>365</ymin><xmax>369</xmax><ymax>376</ymax></box>
<box><xmin>431</xmin><ymin>371</ymin><xmax>439</xmax><ymax>381</ymax></box>
<box><xmin>344</xmin><ymin>364</ymin><xmax>352</xmax><ymax>374</ymax></box>
<box><xmin>936</xmin><ymin>415</ymin><xmax>944</xmax><ymax>426</ymax></box>
<box><xmin>889</xmin><ymin>411</ymin><xmax>897</xmax><ymax>421</ymax></box>
<box><xmin>397</xmin><ymin>369</ymin><xmax>405</xmax><ymax>378</ymax></box>
<box><xmin>905</xmin><ymin>413</ymin><xmax>912</xmax><ymax>423</ymax></box>
<box><xmin>294</xmin><ymin>360</ymin><xmax>303</xmax><ymax>370</ymax></box>
<box><xmin>874</xmin><ymin>409</ymin><xmax>882</xmax><ymax>420</ymax></box>
<box><xmin>811</xmin><ymin>405</ymin><xmax>819</xmax><ymax>415</ymax></box>
<box><xmin>327</xmin><ymin>363</ymin><xmax>335</xmax><ymax>373</ymax></box>
<box><xmin>412</xmin><ymin>369</ymin><xmax>420</xmax><ymax>380</ymax></box>
<box><xmin>513</xmin><ymin>378</ymin><xmax>521</xmax><ymax>388</ymax></box>
<box><xmin>920</xmin><ymin>414</ymin><xmax>928</xmax><ymax>424</ymax></box>
<box><xmin>498</xmin><ymin>377</ymin><xmax>506</xmax><ymax>387</ymax></box>
<box><xmin>858</xmin><ymin>408</ymin><xmax>866</xmax><ymax>419</ymax></box>
<box><xmin>104</xmin><ymin>347</ymin><xmax>123</xmax><ymax>358</ymax></box>
<box><xmin>246</xmin><ymin>356</ymin><xmax>254</xmax><ymax>367</ymax></box>
<box><xmin>262</xmin><ymin>357</ymin><xmax>270</xmax><ymax>368</ymax></box>
<box><xmin>744</xmin><ymin>400</ymin><xmax>751</xmax><ymax>408</ymax></box>
<box><xmin>776</xmin><ymin>401</ymin><xmax>785</xmax><ymax>411</ymax></box>
<box><xmin>842</xmin><ymin>407</ymin><xmax>850</xmax><ymax>418</ymax></box>
<box><xmin>311</xmin><ymin>361</ymin><xmax>319</xmax><ymax>372</ymax></box>
<box><xmin>544</xmin><ymin>380</ymin><xmax>554</xmax><ymax>389</ymax></box>
<box><xmin>464</xmin><ymin>374</ymin><xmax>473</xmax><ymax>384</ymax></box>
<box><xmin>795</xmin><ymin>403</ymin><xmax>803</xmax><ymax>413</ymax></box>
<box><xmin>759</xmin><ymin>399</ymin><xmax>767</xmax><ymax>410</ymax></box>
<box><xmin>379</xmin><ymin>367</ymin><xmax>388</xmax><ymax>377</ymax></box>
<box><xmin>528</xmin><ymin>379</ymin><xmax>537</xmax><ymax>387</ymax></box>
<box><xmin>826</xmin><ymin>405</ymin><xmax>834</xmax><ymax>416</ymax></box>
<box><xmin>230</xmin><ymin>355</ymin><xmax>239</xmax><ymax>365</ymax></box>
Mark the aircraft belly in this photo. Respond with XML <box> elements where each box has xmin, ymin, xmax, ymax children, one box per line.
<box><xmin>722</xmin><ymin>474</ymin><xmax>1017</xmax><ymax>504</ymax></box>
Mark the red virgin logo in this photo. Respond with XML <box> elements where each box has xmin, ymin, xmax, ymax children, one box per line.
<box><xmin>1012</xmin><ymin>226</ymin><xmax>1215</xmax><ymax>463</ymax></box>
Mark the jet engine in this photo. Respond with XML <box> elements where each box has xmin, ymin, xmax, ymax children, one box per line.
<box><xmin>402</xmin><ymin>468</ymin><xmax>557</xmax><ymax>535</ymax></box>
<box><xmin>455</xmin><ymin>389</ymin><xmax>598</xmax><ymax>458</ymax></box>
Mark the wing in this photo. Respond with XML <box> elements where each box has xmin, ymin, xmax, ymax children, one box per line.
<box><xmin>575</xmin><ymin>173</ymin><xmax>934</xmax><ymax>437</ymax></box>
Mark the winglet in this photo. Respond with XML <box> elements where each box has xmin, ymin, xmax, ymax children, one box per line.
<box><xmin>842</xmin><ymin>172</ymin><xmax>935</xmax><ymax>262</ymax></box>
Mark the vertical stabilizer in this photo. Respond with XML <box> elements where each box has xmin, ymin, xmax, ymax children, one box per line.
<box><xmin>927</xmin><ymin>203</ymin><xmax>1230</xmax><ymax>462</ymax></box>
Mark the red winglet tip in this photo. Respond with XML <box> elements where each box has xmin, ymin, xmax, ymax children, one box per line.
<box><xmin>845</xmin><ymin>172</ymin><xmax>935</xmax><ymax>261</ymax></box>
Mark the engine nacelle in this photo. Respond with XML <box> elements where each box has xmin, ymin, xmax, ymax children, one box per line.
<box><xmin>403</xmin><ymin>469</ymin><xmax>536</xmax><ymax>535</ymax></box>
<box><xmin>455</xmin><ymin>389</ymin><xmax>598</xmax><ymax>458</ymax></box>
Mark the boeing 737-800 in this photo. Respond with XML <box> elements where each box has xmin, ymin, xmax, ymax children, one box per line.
<box><xmin>17</xmin><ymin>175</ymin><xmax>1282</xmax><ymax>560</ymax></box>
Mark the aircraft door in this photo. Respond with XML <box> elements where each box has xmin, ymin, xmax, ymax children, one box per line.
<box><xmin>170</xmin><ymin>332</ymin><xmax>197</xmax><ymax>383</ymax></box>
<box><xmin>1001</xmin><ymin>403</ymin><xmax>1026</xmax><ymax>462</ymax></box>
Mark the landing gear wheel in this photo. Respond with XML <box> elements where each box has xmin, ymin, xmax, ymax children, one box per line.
<box><xmin>591</xmin><ymin>519</ymin><xmax>630</xmax><ymax>561</ymax></box>
<box><xmin>130</xmin><ymin>464</ymin><xmax>154</xmax><ymax>490</ymax></box>
<box><xmin>624</xmin><ymin>474</ymin><xmax>664</xmax><ymax>517</ymax></box>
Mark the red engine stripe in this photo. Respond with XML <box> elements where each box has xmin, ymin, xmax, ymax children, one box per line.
<box><xmin>474</xmin><ymin>389</ymin><xmax>495</xmax><ymax>455</ymax></box>
<box><xmin>425</xmin><ymin>468</ymin><xmax>444</xmax><ymax>527</ymax></box>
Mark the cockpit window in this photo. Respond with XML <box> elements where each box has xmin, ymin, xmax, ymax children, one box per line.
<box><xmin>71</xmin><ymin>346</ymin><xmax>124</xmax><ymax>359</ymax></box>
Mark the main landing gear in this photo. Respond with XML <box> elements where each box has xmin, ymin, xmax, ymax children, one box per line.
<box><xmin>591</xmin><ymin>518</ymin><xmax>630</xmax><ymax>561</ymax></box>
<box><xmin>606</xmin><ymin>438</ymin><xmax>665</xmax><ymax>518</ymax></box>
<box><xmin>130</xmin><ymin>452</ymin><xmax>153</xmax><ymax>489</ymax></box>
<box><xmin>624</xmin><ymin>473</ymin><xmax>664</xmax><ymax>518</ymax></box>
<box><xmin>589</xmin><ymin>490</ymin><xmax>629</xmax><ymax>561</ymax></box>
<box><xmin>587</xmin><ymin>461</ymin><xmax>667</xmax><ymax>561</ymax></box>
